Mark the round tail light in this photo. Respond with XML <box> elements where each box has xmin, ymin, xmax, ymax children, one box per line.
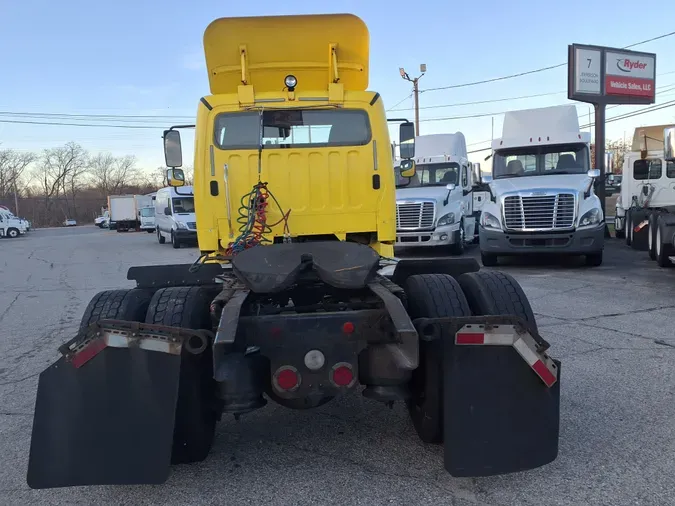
<box><xmin>331</xmin><ymin>362</ymin><xmax>355</xmax><ymax>387</ymax></box>
<box><xmin>274</xmin><ymin>366</ymin><xmax>300</xmax><ymax>391</ymax></box>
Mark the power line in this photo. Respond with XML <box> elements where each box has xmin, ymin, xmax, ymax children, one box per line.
<box><xmin>0</xmin><ymin>119</ymin><xmax>160</xmax><ymax>129</ymax></box>
<box><xmin>421</xmin><ymin>31</ymin><xmax>675</xmax><ymax>93</ymax></box>
<box><xmin>390</xmin><ymin>70</ymin><xmax>675</xmax><ymax>112</ymax></box>
<box><xmin>386</xmin><ymin>94</ymin><xmax>412</xmax><ymax>112</ymax></box>
<box><xmin>419</xmin><ymin>81</ymin><xmax>675</xmax><ymax>124</ymax></box>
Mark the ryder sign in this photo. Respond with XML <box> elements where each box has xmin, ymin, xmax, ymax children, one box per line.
<box><xmin>605</xmin><ymin>52</ymin><xmax>655</xmax><ymax>98</ymax></box>
<box><xmin>568</xmin><ymin>44</ymin><xmax>656</xmax><ymax>105</ymax></box>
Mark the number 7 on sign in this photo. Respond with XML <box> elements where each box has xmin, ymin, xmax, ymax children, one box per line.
<box><xmin>587</xmin><ymin>59</ymin><xmax>592</xmax><ymax>68</ymax></box>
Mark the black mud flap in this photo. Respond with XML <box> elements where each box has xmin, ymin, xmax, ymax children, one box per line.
<box><xmin>27</xmin><ymin>321</ymin><xmax>186</xmax><ymax>489</ymax></box>
<box><xmin>420</xmin><ymin>316</ymin><xmax>560</xmax><ymax>477</ymax></box>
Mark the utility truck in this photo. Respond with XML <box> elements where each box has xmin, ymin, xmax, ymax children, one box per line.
<box><xmin>478</xmin><ymin>105</ymin><xmax>604</xmax><ymax>266</ymax></box>
<box><xmin>613</xmin><ymin>124</ymin><xmax>675</xmax><ymax>265</ymax></box>
<box><xmin>394</xmin><ymin>133</ymin><xmax>481</xmax><ymax>254</ymax></box>
<box><xmin>108</xmin><ymin>194</ymin><xmax>153</xmax><ymax>232</ymax></box>
<box><xmin>27</xmin><ymin>14</ymin><xmax>561</xmax><ymax>489</ymax></box>
<box><xmin>0</xmin><ymin>206</ymin><xmax>27</xmax><ymax>238</ymax></box>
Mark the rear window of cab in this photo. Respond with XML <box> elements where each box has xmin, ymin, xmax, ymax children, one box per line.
<box><xmin>213</xmin><ymin>109</ymin><xmax>372</xmax><ymax>150</ymax></box>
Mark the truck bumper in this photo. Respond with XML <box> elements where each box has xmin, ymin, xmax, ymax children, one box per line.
<box><xmin>395</xmin><ymin>223</ymin><xmax>461</xmax><ymax>248</ymax></box>
<box><xmin>479</xmin><ymin>223</ymin><xmax>605</xmax><ymax>255</ymax></box>
<box><xmin>174</xmin><ymin>230</ymin><xmax>197</xmax><ymax>241</ymax></box>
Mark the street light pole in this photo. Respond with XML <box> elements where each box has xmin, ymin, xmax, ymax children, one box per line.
<box><xmin>399</xmin><ymin>64</ymin><xmax>426</xmax><ymax>136</ymax></box>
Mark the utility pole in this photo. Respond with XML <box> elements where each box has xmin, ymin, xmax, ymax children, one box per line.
<box><xmin>399</xmin><ymin>64</ymin><xmax>426</xmax><ymax>136</ymax></box>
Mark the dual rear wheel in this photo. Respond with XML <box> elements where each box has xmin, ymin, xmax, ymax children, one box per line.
<box><xmin>403</xmin><ymin>271</ymin><xmax>536</xmax><ymax>444</ymax></box>
<box><xmin>79</xmin><ymin>286</ymin><xmax>218</xmax><ymax>464</ymax></box>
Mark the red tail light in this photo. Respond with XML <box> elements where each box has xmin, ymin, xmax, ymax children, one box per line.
<box><xmin>274</xmin><ymin>366</ymin><xmax>300</xmax><ymax>391</ymax></box>
<box><xmin>331</xmin><ymin>362</ymin><xmax>355</xmax><ymax>387</ymax></box>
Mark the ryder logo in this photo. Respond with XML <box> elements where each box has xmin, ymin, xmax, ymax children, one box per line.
<box><xmin>616</xmin><ymin>58</ymin><xmax>648</xmax><ymax>73</ymax></box>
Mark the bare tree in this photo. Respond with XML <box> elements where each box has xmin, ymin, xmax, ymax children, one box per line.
<box><xmin>89</xmin><ymin>153</ymin><xmax>139</xmax><ymax>194</ymax></box>
<box><xmin>0</xmin><ymin>149</ymin><xmax>36</xmax><ymax>205</ymax></box>
<box><xmin>33</xmin><ymin>142</ymin><xmax>89</xmax><ymax>219</ymax></box>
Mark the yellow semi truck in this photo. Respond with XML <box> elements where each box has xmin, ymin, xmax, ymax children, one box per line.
<box><xmin>27</xmin><ymin>13</ymin><xmax>561</xmax><ymax>488</ymax></box>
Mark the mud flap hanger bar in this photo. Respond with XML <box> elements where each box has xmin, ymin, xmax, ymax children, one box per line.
<box><xmin>414</xmin><ymin>315</ymin><xmax>557</xmax><ymax>388</ymax></box>
<box><xmin>59</xmin><ymin>320</ymin><xmax>212</xmax><ymax>369</ymax></box>
<box><xmin>455</xmin><ymin>323</ymin><xmax>558</xmax><ymax>387</ymax></box>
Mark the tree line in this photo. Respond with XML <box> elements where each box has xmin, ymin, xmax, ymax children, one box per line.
<box><xmin>0</xmin><ymin>142</ymin><xmax>193</xmax><ymax>228</ymax></box>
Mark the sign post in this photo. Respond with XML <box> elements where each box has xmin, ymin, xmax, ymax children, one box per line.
<box><xmin>568</xmin><ymin>44</ymin><xmax>656</xmax><ymax>237</ymax></box>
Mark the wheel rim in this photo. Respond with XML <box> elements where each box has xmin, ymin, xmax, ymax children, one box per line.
<box><xmin>657</xmin><ymin>226</ymin><xmax>661</xmax><ymax>256</ymax></box>
<box><xmin>9</xmin><ymin>229</ymin><xmax>17</xmax><ymax>237</ymax></box>
<box><xmin>649</xmin><ymin>222</ymin><xmax>653</xmax><ymax>248</ymax></box>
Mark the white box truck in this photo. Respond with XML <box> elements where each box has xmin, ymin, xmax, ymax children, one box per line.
<box><xmin>478</xmin><ymin>105</ymin><xmax>604</xmax><ymax>266</ymax></box>
<box><xmin>394</xmin><ymin>133</ymin><xmax>482</xmax><ymax>255</ymax></box>
<box><xmin>108</xmin><ymin>194</ymin><xmax>153</xmax><ymax>232</ymax></box>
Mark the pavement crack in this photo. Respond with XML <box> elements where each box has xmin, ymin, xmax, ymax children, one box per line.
<box><xmin>0</xmin><ymin>294</ymin><xmax>20</xmax><ymax>324</ymax></box>
<box><xmin>0</xmin><ymin>371</ymin><xmax>40</xmax><ymax>386</ymax></box>
<box><xmin>655</xmin><ymin>339</ymin><xmax>675</xmax><ymax>348</ymax></box>
<box><xmin>576</xmin><ymin>304</ymin><xmax>675</xmax><ymax>321</ymax></box>
<box><xmin>0</xmin><ymin>411</ymin><xmax>32</xmax><ymax>417</ymax></box>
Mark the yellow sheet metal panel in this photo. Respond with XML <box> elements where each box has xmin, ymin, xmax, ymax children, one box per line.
<box><xmin>203</xmin><ymin>14</ymin><xmax>369</xmax><ymax>95</ymax></box>
<box><xmin>192</xmin><ymin>92</ymin><xmax>396</xmax><ymax>253</ymax></box>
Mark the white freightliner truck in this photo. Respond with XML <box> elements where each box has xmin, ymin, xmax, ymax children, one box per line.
<box><xmin>615</xmin><ymin>125</ymin><xmax>675</xmax><ymax>266</ymax></box>
<box><xmin>613</xmin><ymin>125</ymin><xmax>675</xmax><ymax>254</ymax></box>
<box><xmin>394</xmin><ymin>133</ymin><xmax>483</xmax><ymax>255</ymax></box>
<box><xmin>478</xmin><ymin>105</ymin><xmax>604</xmax><ymax>267</ymax></box>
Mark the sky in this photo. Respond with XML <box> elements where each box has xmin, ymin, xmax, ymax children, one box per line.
<box><xmin>1</xmin><ymin>0</ymin><xmax>674</xmax><ymax>173</ymax></box>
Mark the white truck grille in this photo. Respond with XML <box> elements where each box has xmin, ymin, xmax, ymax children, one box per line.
<box><xmin>503</xmin><ymin>193</ymin><xmax>575</xmax><ymax>231</ymax></box>
<box><xmin>396</xmin><ymin>201</ymin><xmax>435</xmax><ymax>230</ymax></box>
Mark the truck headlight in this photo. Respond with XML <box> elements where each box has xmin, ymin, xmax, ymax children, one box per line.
<box><xmin>175</xmin><ymin>221</ymin><xmax>187</xmax><ymax>230</ymax></box>
<box><xmin>579</xmin><ymin>208</ymin><xmax>601</xmax><ymax>227</ymax></box>
<box><xmin>437</xmin><ymin>212</ymin><xmax>455</xmax><ymax>227</ymax></box>
<box><xmin>481</xmin><ymin>212</ymin><xmax>501</xmax><ymax>230</ymax></box>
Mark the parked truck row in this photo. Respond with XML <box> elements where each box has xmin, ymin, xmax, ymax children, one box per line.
<box><xmin>394</xmin><ymin>104</ymin><xmax>605</xmax><ymax>267</ymax></box>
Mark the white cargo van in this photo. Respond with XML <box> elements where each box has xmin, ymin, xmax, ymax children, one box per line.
<box><xmin>154</xmin><ymin>186</ymin><xmax>197</xmax><ymax>249</ymax></box>
<box><xmin>394</xmin><ymin>133</ymin><xmax>480</xmax><ymax>254</ymax></box>
<box><xmin>478</xmin><ymin>105</ymin><xmax>604</xmax><ymax>266</ymax></box>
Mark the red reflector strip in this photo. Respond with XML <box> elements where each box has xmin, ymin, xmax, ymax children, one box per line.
<box><xmin>71</xmin><ymin>338</ymin><xmax>107</xmax><ymax>368</ymax></box>
<box><xmin>455</xmin><ymin>324</ymin><xmax>558</xmax><ymax>387</ymax></box>
<box><xmin>456</xmin><ymin>332</ymin><xmax>484</xmax><ymax>344</ymax></box>
<box><xmin>513</xmin><ymin>336</ymin><xmax>558</xmax><ymax>387</ymax></box>
<box><xmin>532</xmin><ymin>360</ymin><xmax>557</xmax><ymax>388</ymax></box>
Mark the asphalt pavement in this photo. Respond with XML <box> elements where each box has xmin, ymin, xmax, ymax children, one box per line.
<box><xmin>1</xmin><ymin>226</ymin><xmax>674</xmax><ymax>506</ymax></box>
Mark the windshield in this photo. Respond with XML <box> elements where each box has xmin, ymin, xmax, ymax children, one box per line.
<box><xmin>140</xmin><ymin>207</ymin><xmax>155</xmax><ymax>217</ymax></box>
<box><xmin>214</xmin><ymin>109</ymin><xmax>371</xmax><ymax>150</ymax></box>
<box><xmin>493</xmin><ymin>143</ymin><xmax>589</xmax><ymax>179</ymax></box>
<box><xmin>172</xmin><ymin>197</ymin><xmax>194</xmax><ymax>214</ymax></box>
<box><xmin>396</xmin><ymin>162</ymin><xmax>460</xmax><ymax>188</ymax></box>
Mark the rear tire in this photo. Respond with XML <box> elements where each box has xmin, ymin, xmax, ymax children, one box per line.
<box><xmin>480</xmin><ymin>251</ymin><xmax>498</xmax><ymax>267</ymax></box>
<box><xmin>655</xmin><ymin>219</ymin><xmax>674</xmax><ymax>268</ymax></box>
<box><xmin>585</xmin><ymin>251</ymin><xmax>603</xmax><ymax>267</ymax></box>
<box><xmin>625</xmin><ymin>210</ymin><xmax>632</xmax><ymax>246</ymax></box>
<box><xmin>145</xmin><ymin>286</ymin><xmax>217</xmax><ymax>464</ymax></box>
<box><xmin>458</xmin><ymin>270</ymin><xmax>537</xmax><ymax>333</ymax></box>
<box><xmin>404</xmin><ymin>274</ymin><xmax>471</xmax><ymax>444</ymax></box>
<box><xmin>79</xmin><ymin>289</ymin><xmax>152</xmax><ymax>330</ymax></box>
<box><xmin>648</xmin><ymin>213</ymin><xmax>657</xmax><ymax>261</ymax></box>
<box><xmin>448</xmin><ymin>221</ymin><xmax>465</xmax><ymax>255</ymax></box>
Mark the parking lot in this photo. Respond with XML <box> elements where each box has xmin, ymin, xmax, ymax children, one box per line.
<box><xmin>1</xmin><ymin>226</ymin><xmax>675</xmax><ymax>506</ymax></box>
